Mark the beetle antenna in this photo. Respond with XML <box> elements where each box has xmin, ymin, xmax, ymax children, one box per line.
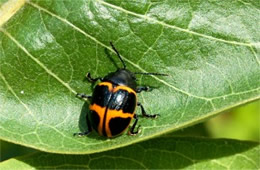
<box><xmin>110</xmin><ymin>42</ymin><xmax>126</xmax><ymax>69</ymax></box>
<box><xmin>134</xmin><ymin>72</ymin><xmax>168</xmax><ymax>76</ymax></box>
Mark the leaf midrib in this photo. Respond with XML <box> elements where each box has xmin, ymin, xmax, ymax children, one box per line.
<box><xmin>0</xmin><ymin>0</ymin><xmax>26</xmax><ymax>27</ymax></box>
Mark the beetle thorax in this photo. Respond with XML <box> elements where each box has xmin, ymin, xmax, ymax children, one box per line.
<box><xmin>103</xmin><ymin>69</ymin><xmax>137</xmax><ymax>90</ymax></box>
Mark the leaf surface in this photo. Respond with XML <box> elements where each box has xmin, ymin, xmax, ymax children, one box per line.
<box><xmin>0</xmin><ymin>0</ymin><xmax>259</xmax><ymax>154</ymax></box>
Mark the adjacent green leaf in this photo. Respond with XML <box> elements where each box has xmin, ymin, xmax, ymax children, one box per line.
<box><xmin>0</xmin><ymin>139</ymin><xmax>36</xmax><ymax>161</ymax></box>
<box><xmin>0</xmin><ymin>0</ymin><xmax>259</xmax><ymax>154</ymax></box>
<box><xmin>0</xmin><ymin>137</ymin><xmax>259</xmax><ymax>169</ymax></box>
<box><xmin>206</xmin><ymin>100</ymin><xmax>260</xmax><ymax>141</ymax></box>
<box><xmin>0</xmin><ymin>0</ymin><xmax>8</xmax><ymax>6</ymax></box>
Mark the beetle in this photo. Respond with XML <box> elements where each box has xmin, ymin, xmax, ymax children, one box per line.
<box><xmin>74</xmin><ymin>42</ymin><xmax>167</xmax><ymax>137</ymax></box>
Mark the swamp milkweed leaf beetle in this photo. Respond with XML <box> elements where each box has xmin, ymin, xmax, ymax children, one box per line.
<box><xmin>74</xmin><ymin>42</ymin><xmax>167</xmax><ymax>138</ymax></box>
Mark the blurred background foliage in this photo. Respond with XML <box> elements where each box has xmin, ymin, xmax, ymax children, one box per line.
<box><xmin>1</xmin><ymin>100</ymin><xmax>259</xmax><ymax>162</ymax></box>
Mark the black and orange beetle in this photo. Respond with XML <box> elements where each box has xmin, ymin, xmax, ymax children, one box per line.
<box><xmin>74</xmin><ymin>42</ymin><xmax>167</xmax><ymax>138</ymax></box>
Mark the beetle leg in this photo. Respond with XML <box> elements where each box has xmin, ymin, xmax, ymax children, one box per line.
<box><xmin>86</xmin><ymin>73</ymin><xmax>103</xmax><ymax>82</ymax></box>
<box><xmin>128</xmin><ymin>114</ymin><xmax>141</xmax><ymax>135</ymax></box>
<box><xmin>74</xmin><ymin>114</ymin><xmax>92</xmax><ymax>137</ymax></box>
<box><xmin>136</xmin><ymin>86</ymin><xmax>152</xmax><ymax>93</ymax></box>
<box><xmin>73</xmin><ymin>130</ymin><xmax>91</xmax><ymax>137</ymax></box>
<box><xmin>76</xmin><ymin>93</ymin><xmax>92</xmax><ymax>100</ymax></box>
<box><xmin>137</xmin><ymin>102</ymin><xmax>159</xmax><ymax>118</ymax></box>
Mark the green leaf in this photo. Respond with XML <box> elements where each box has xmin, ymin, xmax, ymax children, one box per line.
<box><xmin>0</xmin><ymin>0</ymin><xmax>259</xmax><ymax>154</ymax></box>
<box><xmin>0</xmin><ymin>137</ymin><xmax>259</xmax><ymax>169</ymax></box>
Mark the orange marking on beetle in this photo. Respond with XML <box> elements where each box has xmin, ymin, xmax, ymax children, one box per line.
<box><xmin>113</xmin><ymin>85</ymin><xmax>136</xmax><ymax>95</ymax></box>
<box><xmin>105</xmin><ymin>109</ymin><xmax>135</xmax><ymax>137</ymax></box>
<box><xmin>98</xmin><ymin>82</ymin><xmax>113</xmax><ymax>91</ymax></box>
<box><xmin>89</xmin><ymin>104</ymin><xmax>106</xmax><ymax>136</ymax></box>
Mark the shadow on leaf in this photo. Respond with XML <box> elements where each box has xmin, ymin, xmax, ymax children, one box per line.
<box><xmin>6</xmin><ymin>137</ymin><xmax>258</xmax><ymax>169</ymax></box>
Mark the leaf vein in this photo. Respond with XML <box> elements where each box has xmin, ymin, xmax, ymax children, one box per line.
<box><xmin>98</xmin><ymin>0</ymin><xmax>255</xmax><ymax>47</ymax></box>
<box><xmin>0</xmin><ymin>71</ymin><xmax>38</xmax><ymax>122</ymax></box>
<box><xmin>28</xmin><ymin>1</ymin><xmax>259</xmax><ymax>103</ymax></box>
<box><xmin>250</xmin><ymin>46</ymin><xmax>260</xmax><ymax>66</ymax></box>
<box><xmin>27</xmin><ymin>1</ymin><xmax>212</xmax><ymax>101</ymax></box>
<box><xmin>0</xmin><ymin>28</ymin><xmax>77</xmax><ymax>95</ymax></box>
<box><xmin>235</xmin><ymin>153</ymin><xmax>258</xmax><ymax>168</ymax></box>
<box><xmin>211</xmin><ymin>160</ymin><xmax>229</xmax><ymax>169</ymax></box>
<box><xmin>211</xmin><ymin>87</ymin><xmax>260</xmax><ymax>100</ymax></box>
<box><xmin>205</xmin><ymin>62</ymin><xmax>234</xmax><ymax>94</ymax></box>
